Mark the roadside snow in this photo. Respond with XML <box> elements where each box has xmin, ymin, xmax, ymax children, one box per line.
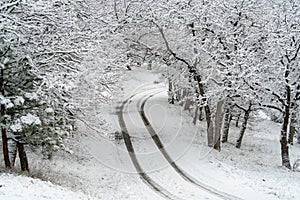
<box><xmin>143</xmin><ymin>86</ymin><xmax>300</xmax><ymax>200</ymax></box>
<box><xmin>0</xmin><ymin>173</ymin><xmax>94</xmax><ymax>200</ymax></box>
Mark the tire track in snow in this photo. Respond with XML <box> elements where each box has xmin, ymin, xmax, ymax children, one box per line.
<box><xmin>116</xmin><ymin>93</ymin><xmax>181</xmax><ymax>200</ymax></box>
<box><xmin>139</xmin><ymin>91</ymin><xmax>242</xmax><ymax>200</ymax></box>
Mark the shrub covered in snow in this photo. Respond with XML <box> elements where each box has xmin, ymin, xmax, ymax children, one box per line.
<box><xmin>0</xmin><ymin>0</ymin><xmax>86</xmax><ymax>166</ymax></box>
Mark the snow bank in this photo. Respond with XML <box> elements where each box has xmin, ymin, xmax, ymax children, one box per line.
<box><xmin>0</xmin><ymin>173</ymin><xmax>94</xmax><ymax>200</ymax></box>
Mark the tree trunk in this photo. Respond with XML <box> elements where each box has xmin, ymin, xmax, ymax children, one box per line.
<box><xmin>205</xmin><ymin>107</ymin><xmax>213</xmax><ymax>146</ymax></box>
<box><xmin>193</xmin><ymin>106</ymin><xmax>199</xmax><ymax>125</ymax></box>
<box><xmin>198</xmin><ymin>107</ymin><xmax>204</xmax><ymax>121</ymax></box>
<box><xmin>280</xmin><ymin>108</ymin><xmax>291</xmax><ymax>169</ymax></box>
<box><xmin>288</xmin><ymin>112</ymin><xmax>296</xmax><ymax>145</ymax></box>
<box><xmin>176</xmin><ymin>89</ymin><xmax>181</xmax><ymax>102</ymax></box>
<box><xmin>184</xmin><ymin>98</ymin><xmax>192</xmax><ymax>111</ymax></box>
<box><xmin>204</xmin><ymin>103</ymin><xmax>213</xmax><ymax>146</ymax></box>
<box><xmin>207</xmin><ymin>120</ymin><xmax>214</xmax><ymax>147</ymax></box>
<box><xmin>193</xmin><ymin>74</ymin><xmax>213</xmax><ymax>147</ymax></box>
<box><xmin>214</xmin><ymin>101</ymin><xmax>224</xmax><ymax>151</ymax></box>
<box><xmin>2</xmin><ymin>128</ymin><xmax>11</xmax><ymax>169</ymax></box>
<box><xmin>222</xmin><ymin>108</ymin><xmax>231</xmax><ymax>143</ymax></box>
<box><xmin>280</xmin><ymin>63</ymin><xmax>292</xmax><ymax>169</ymax></box>
<box><xmin>168</xmin><ymin>78</ymin><xmax>174</xmax><ymax>104</ymax></box>
<box><xmin>8</xmin><ymin>140</ymin><xmax>17</xmax><ymax>166</ymax></box>
<box><xmin>17</xmin><ymin>143</ymin><xmax>29</xmax><ymax>172</ymax></box>
<box><xmin>235</xmin><ymin>113</ymin><xmax>240</xmax><ymax>127</ymax></box>
<box><xmin>182</xmin><ymin>89</ymin><xmax>188</xmax><ymax>100</ymax></box>
<box><xmin>236</xmin><ymin>104</ymin><xmax>252</xmax><ymax>149</ymax></box>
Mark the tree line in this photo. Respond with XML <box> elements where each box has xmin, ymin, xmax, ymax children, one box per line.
<box><xmin>1</xmin><ymin>0</ymin><xmax>299</xmax><ymax>171</ymax></box>
<box><xmin>113</xmin><ymin>0</ymin><xmax>300</xmax><ymax>169</ymax></box>
<box><xmin>0</xmin><ymin>0</ymin><xmax>102</xmax><ymax>171</ymax></box>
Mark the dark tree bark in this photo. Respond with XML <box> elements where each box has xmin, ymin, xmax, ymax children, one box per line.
<box><xmin>176</xmin><ymin>89</ymin><xmax>181</xmax><ymax>102</ymax></box>
<box><xmin>214</xmin><ymin>100</ymin><xmax>224</xmax><ymax>151</ymax></box>
<box><xmin>280</xmin><ymin>71</ymin><xmax>292</xmax><ymax>168</ymax></box>
<box><xmin>236</xmin><ymin>104</ymin><xmax>252</xmax><ymax>149</ymax></box>
<box><xmin>2</xmin><ymin>128</ymin><xmax>11</xmax><ymax>169</ymax></box>
<box><xmin>288</xmin><ymin>112</ymin><xmax>296</xmax><ymax>145</ymax></box>
<box><xmin>279</xmin><ymin>59</ymin><xmax>292</xmax><ymax>169</ymax></box>
<box><xmin>205</xmin><ymin>104</ymin><xmax>213</xmax><ymax>147</ymax></box>
<box><xmin>17</xmin><ymin>143</ymin><xmax>29</xmax><ymax>172</ymax></box>
<box><xmin>0</xmin><ymin>68</ymin><xmax>10</xmax><ymax>168</ymax></box>
<box><xmin>196</xmin><ymin>76</ymin><xmax>213</xmax><ymax>147</ymax></box>
<box><xmin>193</xmin><ymin>106</ymin><xmax>199</xmax><ymax>125</ymax></box>
<box><xmin>280</xmin><ymin>106</ymin><xmax>291</xmax><ymax>169</ymax></box>
<box><xmin>168</xmin><ymin>78</ymin><xmax>174</xmax><ymax>104</ymax></box>
<box><xmin>184</xmin><ymin>98</ymin><xmax>192</xmax><ymax>111</ymax></box>
<box><xmin>235</xmin><ymin>113</ymin><xmax>240</xmax><ymax>127</ymax></box>
<box><xmin>222</xmin><ymin>108</ymin><xmax>232</xmax><ymax>143</ymax></box>
<box><xmin>8</xmin><ymin>140</ymin><xmax>17</xmax><ymax>166</ymax></box>
<box><xmin>199</xmin><ymin>107</ymin><xmax>204</xmax><ymax>121</ymax></box>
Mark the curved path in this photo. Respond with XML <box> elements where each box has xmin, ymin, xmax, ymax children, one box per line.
<box><xmin>116</xmin><ymin>92</ymin><xmax>181</xmax><ymax>200</ymax></box>
<box><xmin>117</xmin><ymin>85</ymin><xmax>242</xmax><ymax>200</ymax></box>
<box><xmin>138</xmin><ymin>91</ymin><xmax>242</xmax><ymax>200</ymax></box>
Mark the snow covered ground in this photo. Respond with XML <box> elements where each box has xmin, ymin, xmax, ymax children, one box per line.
<box><xmin>1</xmin><ymin>66</ymin><xmax>299</xmax><ymax>199</ymax></box>
<box><xmin>0</xmin><ymin>173</ymin><xmax>93</xmax><ymax>200</ymax></box>
<box><xmin>145</xmin><ymin>89</ymin><xmax>300</xmax><ymax>200</ymax></box>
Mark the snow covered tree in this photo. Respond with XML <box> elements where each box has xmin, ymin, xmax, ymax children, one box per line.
<box><xmin>258</xmin><ymin>1</ymin><xmax>300</xmax><ymax>169</ymax></box>
<box><xmin>0</xmin><ymin>0</ymin><xmax>94</xmax><ymax>170</ymax></box>
<box><xmin>102</xmin><ymin>0</ymin><xmax>299</xmax><ymax>169</ymax></box>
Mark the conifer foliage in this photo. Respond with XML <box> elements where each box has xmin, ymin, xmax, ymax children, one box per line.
<box><xmin>0</xmin><ymin>0</ymin><xmax>87</xmax><ymax>170</ymax></box>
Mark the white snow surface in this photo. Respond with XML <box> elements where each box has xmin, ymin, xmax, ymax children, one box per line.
<box><xmin>5</xmin><ymin>66</ymin><xmax>299</xmax><ymax>200</ymax></box>
<box><xmin>75</xmin><ymin>67</ymin><xmax>299</xmax><ymax>199</ymax></box>
<box><xmin>0</xmin><ymin>173</ymin><xmax>93</xmax><ymax>200</ymax></box>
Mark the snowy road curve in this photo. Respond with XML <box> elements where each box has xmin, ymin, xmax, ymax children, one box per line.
<box><xmin>117</xmin><ymin>92</ymin><xmax>179</xmax><ymax>200</ymax></box>
<box><xmin>116</xmin><ymin>84</ymin><xmax>242</xmax><ymax>200</ymax></box>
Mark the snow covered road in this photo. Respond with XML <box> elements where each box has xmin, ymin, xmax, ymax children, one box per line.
<box><xmin>116</xmin><ymin>83</ymin><xmax>240</xmax><ymax>199</ymax></box>
<box><xmin>75</xmin><ymin>68</ymin><xmax>297</xmax><ymax>200</ymax></box>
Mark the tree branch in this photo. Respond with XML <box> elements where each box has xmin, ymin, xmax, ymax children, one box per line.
<box><xmin>152</xmin><ymin>21</ymin><xmax>192</xmax><ymax>68</ymax></box>
<box><xmin>261</xmin><ymin>104</ymin><xmax>283</xmax><ymax>113</ymax></box>
<box><xmin>290</xmin><ymin>43</ymin><xmax>300</xmax><ymax>62</ymax></box>
<box><xmin>233</xmin><ymin>103</ymin><xmax>247</xmax><ymax>112</ymax></box>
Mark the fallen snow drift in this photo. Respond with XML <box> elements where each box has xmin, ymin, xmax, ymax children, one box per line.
<box><xmin>0</xmin><ymin>173</ymin><xmax>93</xmax><ymax>200</ymax></box>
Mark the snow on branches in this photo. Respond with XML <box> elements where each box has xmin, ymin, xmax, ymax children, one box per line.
<box><xmin>0</xmin><ymin>0</ymin><xmax>96</xmax><ymax>164</ymax></box>
<box><xmin>121</xmin><ymin>0</ymin><xmax>300</xmax><ymax>168</ymax></box>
